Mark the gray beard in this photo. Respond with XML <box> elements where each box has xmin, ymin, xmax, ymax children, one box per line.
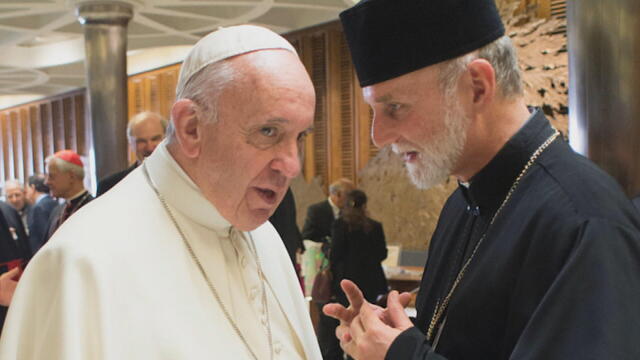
<box><xmin>405</xmin><ymin>98</ymin><xmax>470</xmax><ymax>190</ymax></box>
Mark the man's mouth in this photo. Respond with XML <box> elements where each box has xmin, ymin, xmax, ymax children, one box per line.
<box><xmin>255</xmin><ymin>187</ymin><xmax>278</xmax><ymax>204</ymax></box>
<box><xmin>403</xmin><ymin>151</ymin><xmax>419</xmax><ymax>162</ymax></box>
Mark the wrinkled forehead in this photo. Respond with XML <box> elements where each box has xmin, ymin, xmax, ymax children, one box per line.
<box><xmin>363</xmin><ymin>64</ymin><xmax>442</xmax><ymax>103</ymax></box>
<box><xmin>232</xmin><ymin>49</ymin><xmax>311</xmax><ymax>89</ymax></box>
<box><xmin>132</xmin><ymin>117</ymin><xmax>165</xmax><ymax>137</ymax></box>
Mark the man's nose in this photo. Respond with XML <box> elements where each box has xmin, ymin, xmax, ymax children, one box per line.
<box><xmin>272</xmin><ymin>140</ymin><xmax>301</xmax><ymax>179</ymax></box>
<box><xmin>371</xmin><ymin>113</ymin><xmax>397</xmax><ymax>148</ymax></box>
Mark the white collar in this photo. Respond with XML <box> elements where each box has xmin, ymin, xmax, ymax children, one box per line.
<box><xmin>145</xmin><ymin>141</ymin><xmax>232</xmax><ymax>233</ymax></box>
<box><xmin>328</xmin><ymin>197</ymin><xmax>340</xmax><ymax>218</ymax></box>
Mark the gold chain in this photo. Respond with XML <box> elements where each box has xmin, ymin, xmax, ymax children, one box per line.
<box><xmin>142</xmin><ymin>164</ymin><xmax>274</xmax><ymax>360</ymax></box>
<box><xmin>426</xmin><ymin>129</ymin><xmax>560</xmax><ymax>342</ymax></box>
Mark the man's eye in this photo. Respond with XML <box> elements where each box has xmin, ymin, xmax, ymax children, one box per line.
<box><xmin>260</xmin><ymin>127</ymin><xmax>278</xmax><ymax>137</ymax></box>
<box><xmin>297</xmin><ymin>131</ymin><xmax>309</xmax><ymax>143</ymax></box>
<box><xmin>387</xmin><ymin>103</ymin><xmax>401</xmax><ymax>113</ymax></box>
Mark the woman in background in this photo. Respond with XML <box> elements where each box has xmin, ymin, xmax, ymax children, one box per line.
<box><xmin>330</xmin><ymin>189</ymin><xmax>388</xmax><ymax>307</ymax></box>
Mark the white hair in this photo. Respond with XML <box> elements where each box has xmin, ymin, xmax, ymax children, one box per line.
<box><xmin>127</xmin><ymin>112</ymin><xmax>167</xmax><ymax>139</ymax></box>
<box><xmin>45</xmin><ymin>155</ymin><xmax>84</xmax><ymax>179</ymax></box>
<box><xmin>329</xmin><ymin>179</ymin><xmax>354</xmax><ymax>195</ymax></box>
<box><xmin>4</xmin><ymin>179</ymin><xmax>23</xmax><ymax>190</ymax></box>
<box><xmin>438</xmin><ymin>35</ymin><xmax>523</xmax><ymax>99</ymax></box>
<box><xmin>166</xmin><ymin>60</ymin><xmax>237</xmax><ymax>143</ymax></box>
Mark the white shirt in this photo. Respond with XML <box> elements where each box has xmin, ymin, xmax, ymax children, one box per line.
<box><xmin>328</xmin><ymin>197</ymin><xmax>340</xmax><ymax>219</ymax></box>
<box><xmin>0</xmin><ymin>142</ymin><xmax>321</xmax><ymax>360</ymax></box>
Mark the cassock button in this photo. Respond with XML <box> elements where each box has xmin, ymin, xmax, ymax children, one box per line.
<box><xmin>274</xmin><ymin>341</ymin><xmax>282</xmax><ymax>355</ymax></box>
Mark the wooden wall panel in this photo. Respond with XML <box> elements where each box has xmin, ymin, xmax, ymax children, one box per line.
<box><xmin>40</xmin><ymin>103</ymin><xmax>53</xmax><ymax>157</ymax></box>
<box><xmin>0</xmin><ymin>89</ymin><xmax>87</xmax><ymax>186</ymax></box>
<box><xmin>158</xmin><ymin>67</ymin><xmax>178</xmax><ymax>119</ymax></box>
<box><xmin>145</xmin><ymin>75</ymin><xmax>160</xmax><ymax>114</ymax></box>
<box><xmin>1</xmin><ymin>113</ymin><xmax>13</xmax><ymax>180</ymax></box>
<box><xmin>294</xmin><ymin>37</ymin><xmax>318</xmax><ymax>184</ymax></box>
<box><xmin>128</xmin><ymin>78</ymin><xmax>144</xmax><ymax>117</ymax></box>
<box><xmin>10</xmin><ymin>111</ymin><xmax>22</xmax><ymax>180</ymax></box>
<box><xmin>30</xmin><ymin>105</ymin><xmax>43</xmax><ymax>174</ymax></box>
<box><xmin>127</xmin><ymin>63</ymin><xmax>180</xmax><ymax>121</ymax></box>
<box><xmin>310</xmin><ymin>33</ymin><xmax>330</xmax><ymax>187</ymax></box>
<box><xmin>74</xmin><ymin>94</ymin><xmax>87</xmax><ymax>155</ymax></box>
<box><xmin>20</xmin><ymin>108</ymin><xmax>32</xmax><ymax>179</ymax></box>
<box><xmin>0</xmin><ymin>114</ymin><xmax>4</xmax><ymax>182</ymax></box>
<box><xmin>337</xmin><ymin>31</ymin><xmax>355</xmax><ymax>181</ymax></box>
<box><xmin>51</xmin><ymin>100</ymin><xmax>65</xmax><ymax>152</ymax></box>
<box><xmin>63</xmin><ymin>97</ymin><xmax>77</xmax><ymax>152</ymax></box>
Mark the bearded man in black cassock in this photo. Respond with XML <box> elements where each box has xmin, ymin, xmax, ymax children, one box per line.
<box><xmin>324</xmin><ymin>0</ymin><xmax>640</xmax><ymax>359</ymax></box>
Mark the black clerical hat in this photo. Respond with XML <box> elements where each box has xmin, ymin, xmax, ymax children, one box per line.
<box><xmin>340</xmin><ymin>0</ymin><xmax>505</xmax><ymax>87</ymax></box>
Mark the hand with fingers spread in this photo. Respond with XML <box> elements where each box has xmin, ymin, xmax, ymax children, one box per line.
<box><xmin>323</xmin><ymin>279</ymin><xmax>412</xmax><ymax>358</ymax></box>
<box><xmin>0</xmin><ymin>267</ymin><xmax>22</xmax><ymax>306</ymax></box>
<box><xmin>343</xmin><ymin>290</ymin><xmax>414</xmax><ymax>359</ymax></box>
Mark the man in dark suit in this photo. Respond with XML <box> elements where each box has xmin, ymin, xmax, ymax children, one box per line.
<box><xmin>97</xmin><ymin>112</ymin><xmax>167</xmax><ymax>196</ymax></box>
<box><xmin>0</xmin><ymin>201</ymin><xmax>29</xmax><ymax>333</ymax></box>
<box><xmin>4</xmin><ymin>180</ymin><xmax>31</xmax><ymax>234</ymax></box>
<box><xmin>24</xmin><ymin>174</ymin><xmax>58</xmax><ymax>254</ymax></box>
<box><xmin>269</xmin><ymin>187</ymin><xmax>304</xmax><ymax>267</ymax></box>
<box><xmin>302</xmin><ymin>178</ymin><xmax>355</xmax><ymax>244</ymax></box>
<box><xmin>633</xmin><ymin>194</ymin><xmax>640</xmax><ymax>211</ymax></box>
<box><xmin>301</xmin><ymin>178</ymin><xmax>354</xmax><ymax>360</ymax></box>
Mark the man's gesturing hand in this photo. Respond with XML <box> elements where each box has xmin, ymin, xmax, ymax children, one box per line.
<box><xmin>323</xmin><ymin>280</ymin><xmax>413</xmax><ymax>358</ymax></box>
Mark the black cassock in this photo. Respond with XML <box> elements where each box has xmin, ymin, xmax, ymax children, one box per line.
<box><xmin>387</xmin><ymin>110</ymin><xmax>640</xmax><ymax>360</ymax></box>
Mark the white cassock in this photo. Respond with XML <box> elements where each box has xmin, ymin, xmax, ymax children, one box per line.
<box><xmin>0</xmin><ymin>143</ymin><xmax>322</xmax><ymax>360</ymax></box>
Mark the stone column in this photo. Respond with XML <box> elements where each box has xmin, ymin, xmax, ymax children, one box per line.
<box><xmin>568</xmin><ymin>0</ymin><xmax>640</xmax><ymax>196</ymax></box>
<box><xmin>76</xmin><ymin>1</ymin><xmax>133</xmax><ymax>184</ymax></box>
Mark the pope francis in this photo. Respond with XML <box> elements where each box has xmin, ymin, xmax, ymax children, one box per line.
<box><xmin>0</xmin><ymin>25</ymin><xmax>321</xmax><ymax>360</ymax></box>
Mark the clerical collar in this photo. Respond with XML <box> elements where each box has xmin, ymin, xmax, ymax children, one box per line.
<box><xmin>459</xmin><ymin>109</ymin><xmax>558</xmax><ymax>216</ymax></box>
<box><xmin>145</xmin><ymin>140</ymin><xmax>232</xmax><ymax>233</ymax></box>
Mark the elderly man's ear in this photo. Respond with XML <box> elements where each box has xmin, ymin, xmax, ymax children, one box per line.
<box><xmin>171</xmin><ymin>99</ymin><xmax>202</xmax><ymax>158</ymax></box>
<box><xmin>466</xmin><ymin>58</ymin><xmax>497</xmax><ymax>109</ymax></box>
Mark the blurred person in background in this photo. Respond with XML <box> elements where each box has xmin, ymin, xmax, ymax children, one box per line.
<box><xmin>331</xmin><ymin>189</ymin><xmax>388</xmax><ymax>307</ymax></box>
<box><xmin>4</xmin><ymin>180</ymin><xmax>30</xmax><ymax>234</ymax></box>
<box><xmin>44</xmin><ymin>150</ymin><xmax>93</xmax><ymax>242</ymax></box>
<box><xmin>97</xmin><ymin>111</ymin><xmax>167</xmax><ymax>196</ymax></box>
<box><xmin>0</xmin><ymin>201</ymin><xmax>29</xmax><ymax>333</ymax></box>
<box><xmin>302</xmin><ymin>178</ymin><xmax>354</xmax><ymax>359</ymax></box>
<box><xmin>24</xmin><ymin>174</ymin><xmax>57</xmax><ymax>254</ymax></box>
